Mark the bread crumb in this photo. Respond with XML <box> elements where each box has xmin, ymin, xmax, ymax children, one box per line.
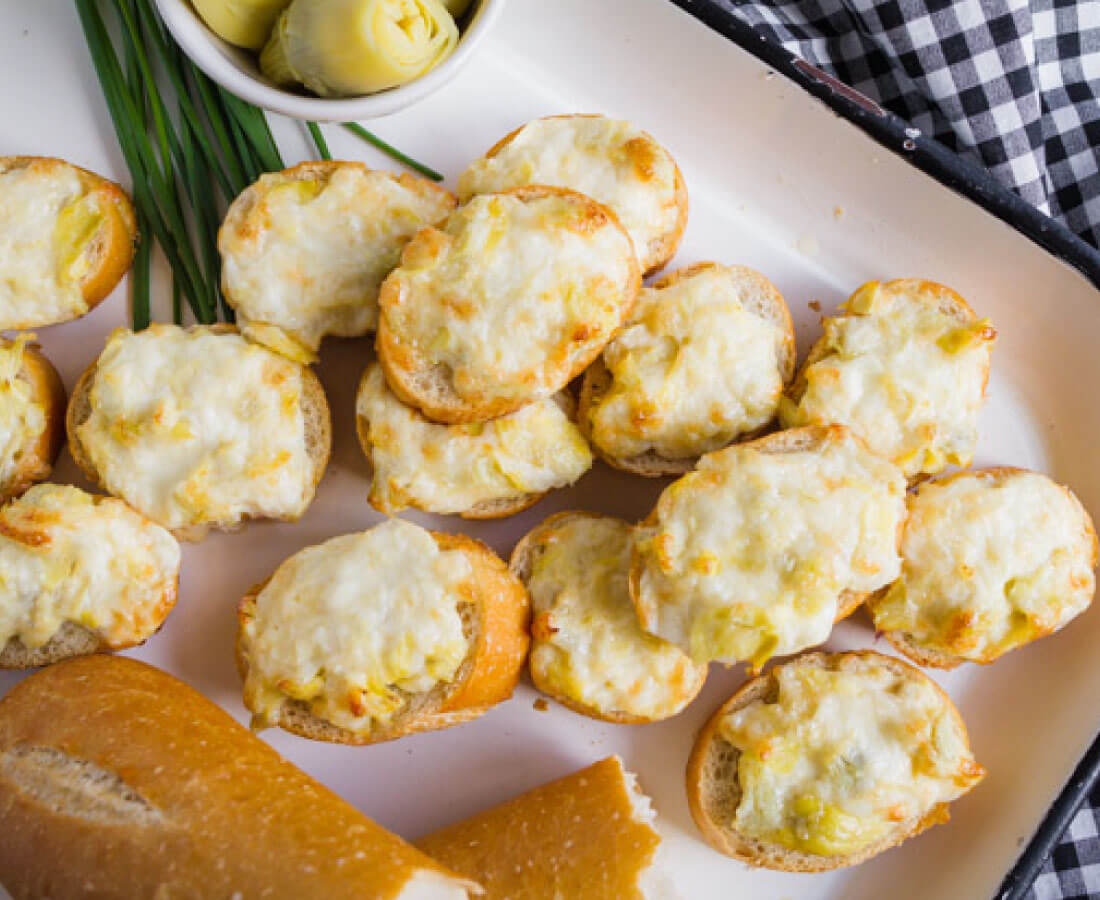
<box><xmin>833</xmin><ymin>206</ymin><xmax>844</xmax><ymax>219</ymax></box>
<box><xmin>808</xmin><ymin>300</ymin><xmax>822</xmax><ymax>312</ymax></box>
<box><xmin>533</xmin><ymin>698</ymin><xmax>549</xmax><ymax>712</ymax></box>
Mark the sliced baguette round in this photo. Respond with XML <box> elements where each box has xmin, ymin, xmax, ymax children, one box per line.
<box><xmin>355</xmin><ymin>364</ymin><xmax>587</xmax><ymax>520</ymax></box>
<box><xmin>0</xmin><ymin>340</ymin><xmax>65</xmax><ymax>504</ymax></box>
<box><xmin>686</xmin><ymin>650</ymin><xmax>981</xmax><ymax>871</ymax></box>
<box><xmin>783</xmin><ymin>278</ymin><xmax>993</xmax><ymax>482</ymax></box>
<box><xmin>511</xmin><ymin>510</ymin><xmax>706</xmax><ymax>724</ymax></box>
<box><xmin>871</xmin><ymin>466</ymin><xmax>1099</xmax><ymax>669</ymax></box>
<box><xmin>65</xmin><ymin>324</ymin><xmax>331</xmax><ymax>541</ymax></box>
<box><xmin>376</xmin><ymin>185</ymin><xmax>641</xmax><ymax>424</ymax></box>
<box><xmin>460</xmin><ymin>114</ymin><xmax>689</xmax><ymax>275</ymax></box>
<box><xmin>237</xmin><ymin>530</ymin><xmax>530</xmax><ymax>745</ymax></box>
<box><xmin>579</xmin><ymin>262</ymin><xmax>796</xmax><ymax>477</ymax></box>
<box><xmin>0</xmin><ymin>156</ymin><xmax>137</xmax><ymax>330</ymax></box>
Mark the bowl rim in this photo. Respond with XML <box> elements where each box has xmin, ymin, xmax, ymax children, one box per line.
<box><xmin>154</xmin><ymin>0</ymin><xmax>505</xmax><ymax>122</ymax></box>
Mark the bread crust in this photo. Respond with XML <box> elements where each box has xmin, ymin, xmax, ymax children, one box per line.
<box><xmin>417</xmin><ymin>755</ymin><xmax>661</xmax><ymax>899</ymax></box>
<box><xmin>686</xmin><ymin>650</ymin><xmax>980</xmax><ymax>871</ymax></box>
<box><xmin>871</xmin><ymin>466</ymin><xmax>1100</xmax><ymax>669</ymax></box>
<box><xmin>478</xmin><ymin>114</ymin><xmax>688</xmax><ymax>275</ymax></box>
<box><xmin>510</xmin><ymin>510</ymin><xmax>706</xmax><ymax>724</ymax></box>
<box><xmin>354</xmin><ymin>367</ymin><xmax>582</xmax><ymax>520</ymax></box>
<box><xmin>578</xmin><ymin>262</ymin><xmax>796</xmax><ymax>477</ymax></box>
<box><xmin>376</xmin><ymin>185</ymin><xmax>641</xmax><ymax>425</ymax></box>
<box><xmin>65</xmin><ymin>324</ymin><xmax>332</xmax><ymax>541</ymax></box>
<box><xmin>627</xmin><ymin>425</ymin><xmax>894</xmax><ymax>644</ymax></box>
<box><xmin>784</xmin><ymin>279</ymin><xmax>991</xmax><ymax>484</ymax></box>
<box><xmin>236</xmin><ymin>530</ymin><xmax>530</xmax><ymax>745</ymax></box>
<box><xmin>0</xmin><ymin>655</ymin><xmax>476</xmax><ymax>899</ymax></box>
<box><xmin>0</xmin><ymin>342</ymin><xmax>66</xmax><ymax>504</ymax></box>
<box><xmin>0</xmin><ymin>156</ymin><xmax>137</xmax><ymax>329</ymax></box>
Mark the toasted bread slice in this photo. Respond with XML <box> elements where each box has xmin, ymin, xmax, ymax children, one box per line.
<box><xmin>0</xmin><ymin>484</ymin><xmax>180</xmax><ymax>669</ymax></box>
<box><xmin>220</xmin><ymin>161</ymin><xmax>457</xmax><ymax>363</ymax></box>
<box><xmin>458</xmin><ymin>114</ymin><xmax>688</xmax><ymax>275</ymax></box>
<box><xmin>0</xmin><ymin>337</ymin><xmax>65</xmax><ymax>504</ymax></box>
<box><xmin>510</xmin><ymin>511</ymin><xmax>706</xmax><ymax>723</ymax></box>
<box><xmin>869</xmin><ymin>466</ymin><xmax>1098</xmax><ymax>669</ymax></box>
<box><xmin>356</xmin><ymin>362</ymin><xmax>591</xmax><ymax>519</ymax></box>
<box><xmin>579</xmin><ymin>263</ymin><xmax>795</xmax><ymax>477</ymax></box>
<box><xmin>687</xmin><ymin>650</ymin><xmax>984</xmax><ymax>871</ymax></box>
<box><xmin>377</xmin><ymin>186</ymin><xmax>640</xmax><ymax>424</ymax></box>
<box><xmin>0</xmin><ymin>156</ymin><xmax>137</xmax><ymax>330</ymax></box>
<box><xmin>628</xmin><ymin>425</ymin><xmax>905</xmax><ymax>667</ymax></box>
<box><xmin>781</xmin><ymin>279</ymin><xmax>995</xmax><ymax>481</ymax></box>
<box><xmin>66</xmin><ymin>324</ymin><xmax>331</xmax><ymax>541</ymax></box>
<box><xmin>237</xmin><ymin>522</ymin><xmax>529</xmax><ymax>745</ymax></box>
<box><xmin>417</xmin><ymin>756</ymin><xmax>665</xmax><ymax>899</ymax></box>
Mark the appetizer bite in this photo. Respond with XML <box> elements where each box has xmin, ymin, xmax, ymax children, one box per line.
<box><xmin>688</xmin><ymin>651</ymin><xmax>985</xmax><ymax>870</ymax></box>
<box><xmin>238</xmin><ymin>518</ymin><xmax>529</xmax><ymax>744</ymax></box>
<box><xmin>870</xmin><ymin>468</ymin><xmax>1098</xmax><ymax>667</ymax></box>
<box><xmin>458</xmin><ymin>114</ymin><xmax>688</xmax><ymax>274</ymax></box>
<box><xmin>67</xmin><ymin>324</ymin><xmax>331</xmax><ymax>540</ymax></box>
<box><xmin>0</xmin><ymin>156</ymin><xmax>136</xmax><ymax>330</ymax></box>
<box><xmin>780</xmin><ymin>278</ymin><xmax>996</xmax><ymax>481</ymax></box>
<box><xmin>220</xmin><ymin>161</ymin><xmax>457</xmax><ymax>362</ymax></box>
<box><xmin>630</xmin><ymin>425</ymin><xmax>905</xmax><ymax>668</ymax></box>
<box><xmin>511</xmin><ymin>512</ymin><xmax>706</xmax><ymax>723</ymax></box>
<box><xmin>377</xmin><ymin>187</ymin><xmax>640</xmax><ymax>423</ymax></box>
<box><xmin>0</xmin><ymin>336</ymin><xmax>65</xmax><ymax>503</ymax></box>
<box><xmin>418</xmin><ymin>756</ymin><xmax>665</xmax><ymax>899</ymax></box>
<box><xmin>0</xmin><ymin>655</ymin><xmax>480</xmax><ymax>899</ymax></box>
<box><xmin>580</xmin><ymin>262</ymin><xmax>794</xmax><ymax>476</ymax></box>
<box><xmin>0</xmin><ymin>484</ymin><xmax>180</xmax><ymax>669</ymax></box>
<box><xmin>356</xmin><ymin>363</ymin><xmax>591</xmax><ymax>518</ymax></box>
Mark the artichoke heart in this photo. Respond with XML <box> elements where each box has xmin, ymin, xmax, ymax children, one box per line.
<box><xmin>261</xmin><ymin>0</ymin><xmax>459</xmax><ymax>98</ymax></box>
<box><xmin>192</xmin><ymin>0</ymin><xmax>293</xmax><ymax>50</ymax></box>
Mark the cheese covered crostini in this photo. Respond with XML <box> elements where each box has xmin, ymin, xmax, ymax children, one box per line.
<box><xmin>687</xmin><ymin>651</ymin><xmax>984</xmax><ymax>871</ymax></box>
<box><xmin>0</xmin><ymin>336</ymin><xmax>65</xmax><ymax>503</ymax></box>
<box><xmin>869</xmin><ymin>467</ymin><xmax>1097</xmax><ymax>667</ymax></box>
<box><xmin>630</xmin><ymin>425</ymin><xmax>905</xmax><ymax>668</ymax></box>
<box><xmin>780</xmin><ymin>279</ymin><xmax>995</xmax><ymax>481</ymax></box>
<box><xmin>238</xmin><ymin>518</ymin><xmax>529</xmax><ymax>745</ymax></box>
<box><xmin>511</xmin><ymin>512</ymin><xmax>706</xmax><ymax>723</ymax></box>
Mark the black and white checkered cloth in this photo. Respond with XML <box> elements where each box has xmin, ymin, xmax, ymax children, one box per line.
<box><xmin>695</xmin><ymin>1</ymin><xmax>1100</xmax><ymax>895</ymax></box>
<box><xmin>710</xmin><ymin>0</ymin><xmax>1100</xmax><ymax>249</ymax></box>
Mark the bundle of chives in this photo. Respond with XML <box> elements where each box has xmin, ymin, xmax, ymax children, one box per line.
<box><xmin>75</xmin><ymin>0</ymin><xmax>443</xmax><ymax>329</ymax></box>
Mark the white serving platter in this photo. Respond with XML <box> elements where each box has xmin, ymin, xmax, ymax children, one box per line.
<box><xmin>2</xmin><ymin>1</ymin><xmax>1099</xmax><ymax>898</ymax></box>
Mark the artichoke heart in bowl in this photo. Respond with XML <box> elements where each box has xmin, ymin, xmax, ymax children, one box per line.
<box><xmin>260</xmin><ymin>0</ymin><xmax>460</xmax><ymax>97</ymax></box>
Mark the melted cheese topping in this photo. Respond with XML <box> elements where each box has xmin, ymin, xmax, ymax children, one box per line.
<box><xmin>381</xmin><ymin>191</ymin><xmax>636</xmax><ymax>407</ymax></box>
<box><xmin>76</xmin><ymin>325</ymin><xmax>315</xmax><ymax>532</ymax></box>
<box><xmin>720</xmin><ymin>657</ymin><xmax>983</xmax><ymax>857</ymax></box>
<box><xmin>588</xmin><ymin>265</ymin><xmax>786</xmax><ymax>460</ymax></box>
<box><xmin>871</xmin><ymin>471</ymin><xmax>1097</xmax><ymax>662</ymax></box>
<box><xmin>0</xmin><ymin>484</ymin><xmax>180</xmax><ymax>650</ymax></box>
<box><xmin>458</xmin><ymin>116</ymin><xmax>680</xmax><ymax>268</ymax></box>
<box><xmin>634</xmin><ymin>429</ymin><xmax>905</xmax><ymax>666</ymax></box>
<box><xmin>780</xmin><ymin>281</ymin><xmax>995</xmax><ymax>479</ymax></box>
<box><xmin>221</xmin><ymin>166</ymin><xmax>455</xmax><ymax>361</ymax></box>
<box><xmin>241</xmin><ymin>519</ymin><xmax>471</xmax><ymax>734</ymax></box>
<box><xmin>357</xmin><ymin>364</ymin><xmax>591</xmax><ymax>515</ymax></box>
<box><xmin>0</xmin><ymin>338</ymin><xmax>46</xmax><ymax>489</ymax></box>
<box><xmin>526</xmin><ymin>515</ymin><xmax>702</xmax><ymax>720</ymax></box>
<box><xmin>0</xmin><ymin>160</ymin><xmax>102</xmax><ymax>328</ymax></box>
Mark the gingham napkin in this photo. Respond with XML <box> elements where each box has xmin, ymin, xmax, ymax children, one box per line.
<box><xmin>694</xmin><ymin>1</ymin><xmax>1100</xmax><ymax>895</ymax></box>
<box><xmin>709</xmin><ymin>0</ymin><xmax>1100</xmax><ymax>249</ymax></box>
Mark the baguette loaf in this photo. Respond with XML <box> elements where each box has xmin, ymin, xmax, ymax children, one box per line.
<box><xmin>417</xmin><ymin>756</ymin><xmax>664</xmax><ymax>899</ymax></box>
<box><xmin>0</xmin><ymin>337</ymin><xmax>65</xmax><ymax>504</ymax></box>
<box><xmin>0</xmin><ymin>156</ymin><xmax>137</xmax><ymax>330</ymax></box>
<box><xmin>238</xmin><ymin>519</ymin><xmax>529</xmax><ymax>744</ymax></box>
<box><xmin>0</xmin><ymin>655</ymin><xmax>479</xmax><ymax>899</ymax></box>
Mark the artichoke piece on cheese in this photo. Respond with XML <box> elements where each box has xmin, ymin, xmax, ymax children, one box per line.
<box><xmin>191</xmin><ymin>0</ymin><xmax>292</xmax><ymax>50</ymax></box>
<box><xmin>261</xmin><ymin>0</ymin><xmax>459</xmax><ymax>97</ymax></box>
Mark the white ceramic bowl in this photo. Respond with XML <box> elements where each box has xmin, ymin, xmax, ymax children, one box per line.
<box><xmin>155</xmin><ymin>0</ymin><xmax>505</xmax><ymax>122</ymax></box>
